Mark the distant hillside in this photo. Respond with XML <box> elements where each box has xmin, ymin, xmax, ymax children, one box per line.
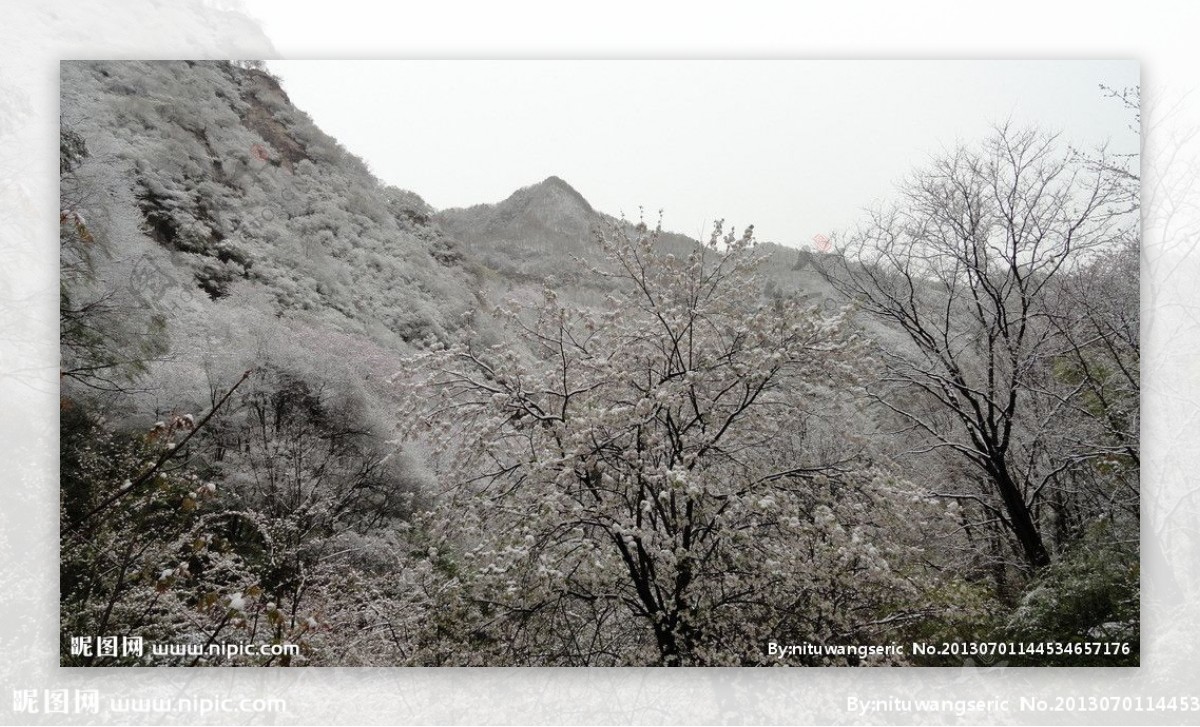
<box><xmin>438</xmin><ymin>176</ymin><xmax>602</xmax><ymax>285</ymax></box>
<box><xmin>436</xmin><ymin>175</ymin><xmax>834</xmax><ymax>312</ymax></box>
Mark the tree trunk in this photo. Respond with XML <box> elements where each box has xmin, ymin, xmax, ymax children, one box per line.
<box><xmin>990</xmin><ymin>461</ymin><xmax>1051</xmax><ymax>569</ymax></box>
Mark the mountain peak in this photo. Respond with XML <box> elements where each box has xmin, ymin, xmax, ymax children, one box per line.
<box><xmin>514</xmin><ymin>175</ymin><xmax>594</xmax><ymax>216</ymax></box>
<box><xmin>435</xmin><ymin>175</ymin><xmax>601</xmax><ymax>272</ymax></box>
<box><xmin>538</xmin><ymin>174</ymin><xmax>574</xmax><ymax>191</ymax></box>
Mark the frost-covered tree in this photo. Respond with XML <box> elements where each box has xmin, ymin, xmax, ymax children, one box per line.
<box><xmin>820</xmin><ymin>126</ymin><xmax>1133</xmax><ymax>570</ymax></box>
<box><xmin>397</xmin><ymin>221</ymin><xmax>937</xmax><ymax>665</ymax></box>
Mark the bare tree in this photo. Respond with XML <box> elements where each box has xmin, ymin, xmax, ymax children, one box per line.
<box><xmin>820</xmin><ymin>126</ymin><xmax>1131</xmax><ymax>570</ymax></box>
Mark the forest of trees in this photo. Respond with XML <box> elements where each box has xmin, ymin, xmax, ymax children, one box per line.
<box><xmin>59</xmin><ymin>61</ymin><xmax>1139</xmax><ymax>666</ymax></box>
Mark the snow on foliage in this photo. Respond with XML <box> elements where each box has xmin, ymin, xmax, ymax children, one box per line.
<box><xmin>393</xmin><ymin>221</ymin><xmax>948</xmax><ymax>665</ymax></box>
<box><xmin>59</xmin><ymin>61</ymin><xmax>1139</xmax><ymax>666</ymax></box>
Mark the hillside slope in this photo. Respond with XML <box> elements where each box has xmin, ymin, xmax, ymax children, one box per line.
<box><xmin>61</xmin><ymin>60</ymin><xmax>481</xmax><ymax>354</ymax></box>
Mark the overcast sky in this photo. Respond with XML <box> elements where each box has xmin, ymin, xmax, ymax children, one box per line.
<box><xmin>265</xmin><ymin>60</ymin><xmax>1138</xmax><ymax>249</ymax></box>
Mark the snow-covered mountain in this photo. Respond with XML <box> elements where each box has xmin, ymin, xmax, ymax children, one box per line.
<box><xmin>62</xmin><ymin>60</ymin><xmax>842</xmax><ymax>359</ymax></box>
<box><xmin>438</xmin><ymin>175</ymin><xmax>601</xmax><ymax>282</ymax></box>
<box><xmin>61</xmin><ymin>60</ymin><xmax>481</xmax><ymax>353</ymax></box>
